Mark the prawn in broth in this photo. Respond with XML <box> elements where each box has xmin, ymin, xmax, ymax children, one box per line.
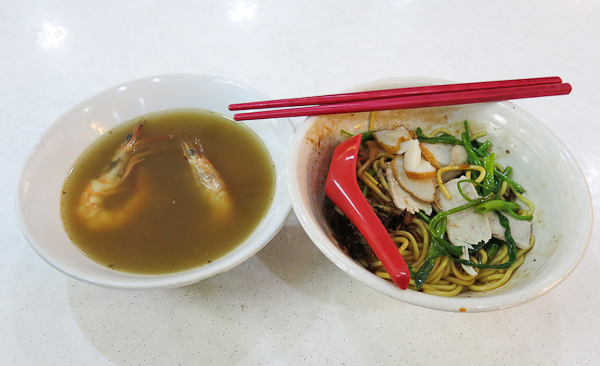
<box><xmin>61</xmin><ymin>109</ymin><xmax>275</xmax><ymax>275</ymax></box>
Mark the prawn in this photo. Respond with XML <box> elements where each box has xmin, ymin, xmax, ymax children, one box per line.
<box><xmin>181</xmin><ymin>138</ymin><xmax>232</xmax><ymax>222</ymax></box>
<box><xmin>76</xmin><ymin>123</ymin><xmax>157</xmax><ymax>231</ymax></box>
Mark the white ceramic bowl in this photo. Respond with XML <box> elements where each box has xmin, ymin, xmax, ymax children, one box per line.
<box><xmin>288</xmin><ymin>77</ymin><xmax>593</xmax><ymax>312</ymax></box>
<box><xmin>17</xmin><ymin>74</ymin><xmax>295</xmax><ymax>290</ymax></box>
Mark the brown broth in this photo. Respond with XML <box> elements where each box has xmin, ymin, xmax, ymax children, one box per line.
<box><xmin>61</xmin><ymin>109</ymin><xmax>275</xmax><ymax>274</ymax></box>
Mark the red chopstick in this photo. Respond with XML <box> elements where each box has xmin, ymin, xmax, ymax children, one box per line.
<box><xmin>232</xmin><ymin>81</ymin><xmax>571</xmax><ymax>121</ymax></box>
<box><xmin>229</xmin><ymin>76</ymin><xmax>562</xmax><ymax>111</ymax></box>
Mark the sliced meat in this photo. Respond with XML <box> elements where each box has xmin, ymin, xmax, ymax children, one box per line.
<box><xmin>421</xmin><ymin>143</ymin><xmax>453</xmax><ymax>169</ymax></box>
<box><xmin>385</xmin><ymin>164</ymin><xmax>432</xmax><ymax>215</ymax></box>
<box><xmin>434</xmin><ymin>176</ymin><xmax>492</xmax><ymax>248</ymax></box>
<box><xmin>488</xmin><ymin>212</ymin><xmax>532</xmax><ymax>249</ymax></box>
<box><xmin>391</xmin><ymin>154</ymin><xmax>436</xmax><ymax>202</ymax></box>
<box><xmin>441</xmin><ymin>145</ymin><xmax>469</xmax><ymax>181</ymax></box>
<box><xmin>450</xmin><ymin>145</ymin><xmax>468</xmax><ymax>165</ymax></box>
<box><xmin>460</xmin><ymin>247</ymin><xmax>478</xmax><ymax>276</ymax></box>
<box><xmin>373</xmin><ymin>126</ymin><xmax>413</xmax><ymax>154</ymax></box>
<box><xmin>435</xmin><ymin>176</ymin><xmax>492</xmax><ymax>276</ymax></box>
<box><xmin>403</xmin><ymin>139</ymin><xmax>436</xmax><ymax>179</ymax></box>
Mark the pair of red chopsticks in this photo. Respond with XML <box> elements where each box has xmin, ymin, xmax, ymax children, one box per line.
<box><xmin>229</xmin><ymin>77</ymin><xmax>571</xmax><ymax>121</ymax></box>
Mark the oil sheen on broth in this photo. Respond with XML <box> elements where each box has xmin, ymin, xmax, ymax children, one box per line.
<box><xmin>61</xmin><ymin>109</ymin><xmax>275</xmax><ymax>274</ymax></box>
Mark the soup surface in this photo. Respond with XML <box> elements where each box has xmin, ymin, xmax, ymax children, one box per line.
<box><xmin>61</xmin><ymin>109</ymin><xmax>275</xmax><ymax>274</ymax></box>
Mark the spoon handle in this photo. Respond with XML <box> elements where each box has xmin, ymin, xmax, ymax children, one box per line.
<box><xmin>325</xmin><ymin>134</ymin><xmax>410</xmax><ymax>289</ymax></box>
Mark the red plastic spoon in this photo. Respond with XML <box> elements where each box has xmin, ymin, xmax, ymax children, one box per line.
<box><xmin>325</xmin><ymin>134</ymin><xmax>410</xmax><ymax>290</ymax></box>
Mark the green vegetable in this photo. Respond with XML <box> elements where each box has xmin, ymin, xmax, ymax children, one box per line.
<box><xmin>494</xmin><ymin>168</ymin><xmax>525</xmax><ymax>194</ymax></box>
<box><xmin>341</xmin><ymin>129</ymin><xmax>353</xmax><ymax>138</ymax></box>
<box><xmin>475</xmin><ymin>200</ymin><xmax>533</xmax><ymax>220</ymax></box>
<box><xmin>429</xmin><ymin>217</ymin><xmax>463</xmax><ymax>258</ymax></box>
<box><xmin>468</xmin><ymin>241</ymin><xmax>488</xmax><ymax>255</ymax></box>
<box><xmin>341</xmin><ymin>129</ymin><xmax>374</xmax><ymax>143</ymax></box>
<box><xmin>481</xmin><ymin>153</ymin><xmax>496</xmax><ymax>196</ymax></box>
<box><xmin>361</xmin><ymin>183</ymin><xmax>369</xmax><ymax>197</ymax></box>
<box><xmin>413</xmin><ymin>240</ymin><xmax>447</xmax><ymax>289</ymax></box>
<box><xmin>493</xmin><ymin>166</ymin><xmax>512</xmax><ymax>192</ymax></box>
<box><xmin>472</xmin><ymin>140</ymin><xmax>491</xmax><ymax>158</ymax></box>
<box><xmin>415</xmin><ymin>127</ymin><xmax>462</xmax><ymax>145</ymax></box>
<box><xmin>483</xmin><ymin>239</ymin><xmax>502</xmax><ymax>261</ymax></box>
<box><xmin>416</xmin><ymin>211</ymin><xmax>431</xmax><ymax>224</ymax></box>
<box><xmin>461</xmin><ymin>122</ymin><xmax>482</xmax><ymax>166</ymax></box>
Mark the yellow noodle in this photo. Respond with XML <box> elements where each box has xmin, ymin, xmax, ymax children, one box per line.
<box><xmin>411</xmin><ymin>246</ymin><xmax>428</xmax><ymax>270</ymax></box>
<box><xmin>422</xmin><ymin>127</ymin><xmax>453</xmax><ymax>137</ymax></box>
<box><xmin>375</xmin><ymin>271</ymin><xmax>390</xmax><ymax>279</ymax></box>
<box><xmin>428</xmin><ymin>256</ymin><xmax>450</xmax><ymax>284</ymax></box>
<box><xmin>423</xmin><ymin>282</ymin><xmax>459</xmax><ymax>291</ymax></box>
<box><xmin>377</xmin><ymin>152</ymin><xmax>396</xmax><ymax>160</ymax></box>
<box><xmin>412</xmin><ymin>219</ymin><xmax>429</xmax><ymax>246</ymax></box>
<box><xmin>518</xmin><ymin>234</ymin><xmax>535</xmax><ymax>256</ymax></box>
<box><xmin>478</xmin><ymin>249</ymin><xmax>488</xmax><ymax>264</ymax></box>
<box><xmin>476</xmin><ymin>268</ymin><xmax>497</xmax><ymax>279</ymax></box>
<box><xmin>379</xmin><ymin>173</ymin><xmax>390</xmax><ymax>191</ymax></box>
<box><xmin>436</xmin><ymin>165</ymin><xmax>486</xmax><ymax>200</ymax></box>
<box><xmin>498</xmin><ymin>180</ymin><xmax>509</xmax><ymax>197</ymax></box>
<box><xmin>442</xmin><ymin>259</ymin><xmax>452</xmax><ymax>278</ymax></box>
<box><xmin>489</xmin><ymin>245</ymin><xmax>509</xmax><ymax>265</ymax></box>
<box><xmin>511</xmin><ymin>186</ymin><xmax>535</xmax><ymax>216</ymax></box>
<box><xmin>357</xmin><ymin>156</ymin><xmax>377</xmax><ymax>176</ymax></box>
<box><xmin>394</xmin><ymin>230</ymin><xmax>420</xmax><ymax>259</ymax></box>
<box><xmin>374</xmin><ymin>205</ymin><xmax>395</xmax><ymax>213</ymax></box>
<box><xmin>369</xmin><ymin>112</ymin><xmax>376</xmax><ymax>131</ymax></box>
<box><xmin>371</xmin><ymin>260</ymin><xmax>383</xmax><ymax>268</ymax></box>
<box><xmin>444</xmin><ymin>276</ymin><xmax>476</xmax><ymax>286</ymax></box>
<box><xmin>468</xmin><ymin>255</ymin><xmax>525</xmax><ymax>291</ymax></box>
<box><xmin>470</xmin><ymin>131</ymin><xmax>487</xmax><ymax>140</ymax></box>
<box><xmin>392</xmin><ymin>236</ymin><xmax>410</xmax><ymax>254</ymax></box>
<box><xmin>372</xmin><ymin>159</ymin><xmax>379</xmax><ymax>173</ymax></box>
<box><xmin>423</xmin><ymin>284</ymin><xmax>464</xmax><ymax>297</ymax></box>
<box><xmin>366</xmin><ymin>199</ymin><xmax>533</xmax><ymax>296</ymax></box>
<box><xmin>334</xmin><ymin>206</ymin><xmax>345</xmax><ymax>216</ymax></box>
<box><xmin>362</xmin><ymin>171</ymin><xmax>379</xmax><ymax>185</ymax></box>
<box><xmin>477</xmin><ymin>273</ymin><xmax>505</xmax><ymax>282</ymax></box>
<box><xmin>357</xmin><ymin>161</ymin><xmax>369</xmax><ymax>177</ymax></box>
<box><xmin>425</xmin><ymin>260</ymin><xmax>443</xmax><ymax>284</ymax></box>
<box><xmin>451</xmin><ymin>260</ymin><xmax>477</xmax><ymax>281</ymax></box>
<box><xmin>360</xmin><ymin>173</ymin><xmax>392</xmax><ymax>202</ymax></box>
<box><xmin>378</xmin><ymin>156</ymin><xmax>388</xmax><ymax>169</ymax></box>
<box><xmin>428</xmin><ymin>273</ymin><xmax>444</xmax><ymax>285</ymax></box>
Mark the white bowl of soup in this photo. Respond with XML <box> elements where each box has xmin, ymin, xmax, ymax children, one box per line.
<box><xmin>287</xmin><ymin>77</ymin><xmax>593</xmax><ymax>312</ymax></box>
<box><xmin>17</xmin><ymin>74</ymin><xmax>295</xmax><ymax>290</ymax></box>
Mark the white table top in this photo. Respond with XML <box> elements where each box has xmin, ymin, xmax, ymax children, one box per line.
<box><xmin>2</xmin><ymin>1</ymin><xmax>599</xmax><ymax>365</ymax></box>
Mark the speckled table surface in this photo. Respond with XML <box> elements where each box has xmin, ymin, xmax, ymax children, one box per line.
<box><xmin>1</xmin><ymin>1</ymin><xmax>599</xmax><ymax>365</ymax></box>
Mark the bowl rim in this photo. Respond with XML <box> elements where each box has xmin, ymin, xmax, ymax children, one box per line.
<box><xmin>16</xmin><ymin>73</ymin><xmax>296</xmax><ymax>290</ymax></box>
<box><xmin>287</xmin><ymin>76</ymin><xmax>593</xmax><ymax>312</ymax></box>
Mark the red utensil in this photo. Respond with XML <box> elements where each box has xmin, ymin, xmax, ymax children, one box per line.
<box><xmin>232</xmin><ymin>82</ymin><xmax>571</xmax><ymax>121</ymax></box>
<box><xmin>325</xmin><ymin>134</ymin><xmax>410</xmax><ymax>289</ymax></box>
<box><xmin>229</xmin><ymin>76</ymin><xmax>562</xmax><ymax>110</ymax></box>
